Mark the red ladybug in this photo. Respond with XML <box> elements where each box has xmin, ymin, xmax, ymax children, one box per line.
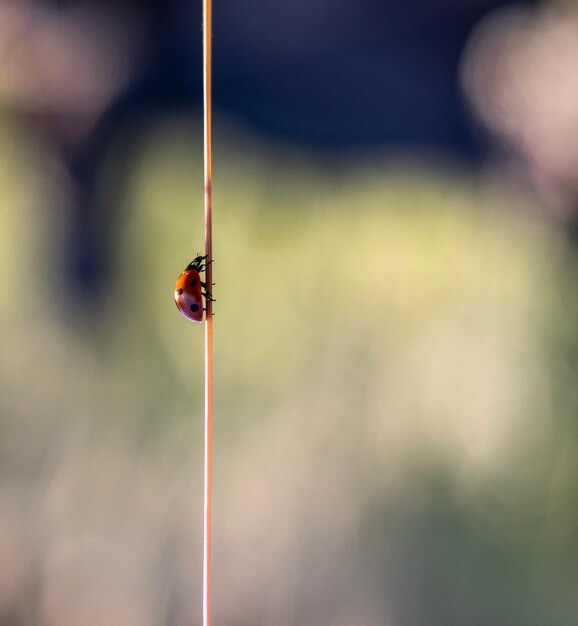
<box><xmin>174</xmin><ymin>255</ymin><xmax>214</xmax><ymax>322</ymax></box>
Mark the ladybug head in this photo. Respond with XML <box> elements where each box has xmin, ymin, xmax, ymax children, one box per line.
<box><xmin>185</xmin><ymin>254</ymin><xmax>207</xmax><ymax>272</ymax></box>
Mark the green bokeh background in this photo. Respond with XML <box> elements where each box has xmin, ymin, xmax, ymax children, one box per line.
<box><xmin>2</xmin><ymin>113</ymin><xmax>578</xmax><ymax>625</ymax></box>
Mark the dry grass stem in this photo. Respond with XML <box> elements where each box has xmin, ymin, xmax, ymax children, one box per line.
<box><xmin>202</xmin><ymin>0</ymin><xmax>213</xmax><ymax>625</ymax></box>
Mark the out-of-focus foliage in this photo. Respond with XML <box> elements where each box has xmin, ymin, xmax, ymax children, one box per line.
<box><xmin>2</xmin><ymin>112</ymin><xmax>578</xmax><ymax>626</ymax></box>
<box><xmin>462</xmin><ymin>3</ymin><xmax>578</xmax><ymax>220</ymax></box>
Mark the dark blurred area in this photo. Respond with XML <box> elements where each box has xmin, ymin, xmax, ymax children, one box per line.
<box><xmin>1</xmin><ymin>0</ymin><xmax>515</xmax><ymax>146</ymax></box>
<box><xmin>3</xmin><ymin>1</ymin><xmax>578</xmax><ymax>625</ymax></box>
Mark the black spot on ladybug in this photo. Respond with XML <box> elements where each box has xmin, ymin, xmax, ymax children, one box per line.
<box><xmin>190</xmin><ymin>304</ymin><xmax>200</xmax><ymax>312</ymax></box>
<box><xmin>190</xmin><ymin>279</ymin><xmax>198</xmax><ymax>287</ymax></box>
<box><xmin>177</xmin><ymin>288</ymin><xmax>184</xmax><ymax>295</ymax></box>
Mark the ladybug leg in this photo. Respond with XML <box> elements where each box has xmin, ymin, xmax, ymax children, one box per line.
<box><xmin>203</xmin><ymin>289</ymin><xmax>216</xmax><ymax>302</ymax></box>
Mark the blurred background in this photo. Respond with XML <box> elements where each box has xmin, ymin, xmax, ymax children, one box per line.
<box><xmin>2</xmin><ymin>0</ymin><xmax>578</xmax><ymax>624</ymax></box>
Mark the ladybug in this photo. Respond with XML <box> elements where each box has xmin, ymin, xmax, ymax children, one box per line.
<box><xmin>174</xmin><ymin>254</ymin><xmax>214</xmax><ymax>322</ymax></box>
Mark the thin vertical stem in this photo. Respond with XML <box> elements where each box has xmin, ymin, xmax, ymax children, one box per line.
<box><xmin>202</xmin><ymin>0</ymin><xmax>213</xmax><ymax>626</ymax></box>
